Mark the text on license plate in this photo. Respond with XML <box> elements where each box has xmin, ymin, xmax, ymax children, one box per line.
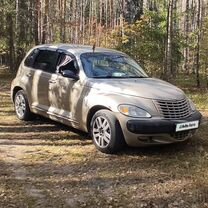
<box><xmin>176</xmin><ymin>120</ymin><xmax>199</xmax><ymax>132</ymax></box>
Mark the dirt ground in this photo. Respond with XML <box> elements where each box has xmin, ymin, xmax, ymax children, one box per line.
<box><xmin>0</xmin><ymin>72</ymin><xmax>208</xmax><ymax>208</ymax></box>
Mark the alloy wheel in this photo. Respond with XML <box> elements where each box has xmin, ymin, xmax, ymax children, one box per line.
<box><xmin>15</xmin><ymin>93</ymin><xmax>26</xmax><ymax>118</ymax></box>
<box><xmin>92</xmin><ymin>116</ymin><xmax>111</xmax><ymax>148</ymax></box>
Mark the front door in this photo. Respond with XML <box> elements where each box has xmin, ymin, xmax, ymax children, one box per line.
<box><xmin>48</xmin><ymin>53</ymin><xmax>83</xmax><ymax>127</ymax></box>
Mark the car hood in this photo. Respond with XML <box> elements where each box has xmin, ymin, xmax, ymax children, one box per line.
<box><xmin>86</xmin><ymin>78</ymin><xmax>185</xmax><ymax>100</ymax></box>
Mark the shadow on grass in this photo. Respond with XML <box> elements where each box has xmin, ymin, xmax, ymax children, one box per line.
<box><xmin>0</xmin><ymin>115</ymin><xmax>88</xmax><ymax>135</ymax></box>
<box><xmin>1</xmin><ymin>144</ymin><xmax>208</xmax><ymax>208</ymax></box>
<box><xmin>0</xmin><ymin>113</ymin><xmax>207</xmax><ymax>154</ymax></box>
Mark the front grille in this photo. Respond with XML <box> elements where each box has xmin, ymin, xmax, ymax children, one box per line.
<box><xmin>154</xmin><ymin>98</ymin><xmax>192</xmax><ymax>119</ymax></box>
<box><xmin>171</xmin><ymin>130</ymin><xmax>195</xmax><ymax>140</ymax></box>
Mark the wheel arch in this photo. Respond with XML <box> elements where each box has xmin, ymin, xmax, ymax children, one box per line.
<box><xmin>12</xmin><ymin>86</ymin><xmax>23</xmax><ymax>102</ymax></box>
<box><xmin>86</xmin><ymin>105</ymin><xmax>111</xmax><ymax>131</ymax></box>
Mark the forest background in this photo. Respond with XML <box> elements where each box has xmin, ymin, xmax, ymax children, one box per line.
<box><xmin>0</xmin><ymin>0</ymin><xmax>208</xmax><ymax>86</ymax></box>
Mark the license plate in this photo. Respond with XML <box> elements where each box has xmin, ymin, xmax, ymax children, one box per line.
<box><xmin>176</xmin><ymin>120</ymin><xmax>199</xmax><ymax>132</ymax></box>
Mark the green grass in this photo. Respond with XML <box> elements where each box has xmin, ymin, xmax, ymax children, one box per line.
<box><xmin>187</xmin><ymin>92</ymin><xmax>208</xmax><ymax>110</ymax></box>
<box><xmin>175</xmin><ymin>73</ymin><xmax>208</xmax><ymax>110</ymax></box>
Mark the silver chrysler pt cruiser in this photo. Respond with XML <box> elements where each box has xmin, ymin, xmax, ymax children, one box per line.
<box><xmin>11</xmin><ymin>44</ymin><xmax>202</xmax><ymax>153</ymax></box>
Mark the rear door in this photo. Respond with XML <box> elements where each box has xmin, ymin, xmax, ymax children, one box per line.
<box><xmin>23</xmin><ymin>48</ymin><xmax>39</xmax><ymax>104</ymax></box>
<box><xmin>30</xmin><ymin>49</ymin><xmax>59</xmax><ymax>113</ymax></box>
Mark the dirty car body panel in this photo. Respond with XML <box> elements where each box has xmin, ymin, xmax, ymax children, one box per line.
<box><xmin>11</xmin><ymin>44</ymin><xmax>202</xmax><ymax>153</ymax></box>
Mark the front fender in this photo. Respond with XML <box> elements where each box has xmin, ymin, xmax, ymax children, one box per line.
<box><xmin>81</xmin><ymin>87</ymin><xmax>157</xmax><ymax>132</ymax></box>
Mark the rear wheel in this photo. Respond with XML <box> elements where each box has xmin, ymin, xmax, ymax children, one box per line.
<box><xmin>90</xmin><ymin>110</ymin><xmax>125</xmax><ymax>154</ymax></box>
<box><xmin>14</xmin><ymin>90</ymin><xmax>34</xmax><ymax>120</ymax></box>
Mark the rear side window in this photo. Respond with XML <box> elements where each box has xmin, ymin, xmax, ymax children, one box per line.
<box><xmin>33</xmin><ymin>50</ymin><xmax>59</xmax><ymax>73</ymax></box>
<box><xmin>24</xmin><ymin>49</ymin><xmax>39</xmax><ymax>67</ymax></box>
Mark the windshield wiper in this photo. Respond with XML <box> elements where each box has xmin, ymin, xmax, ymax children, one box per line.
<box><xmin>119</xmin><ymin>76</ymin><xmax>147</xmax><ymax>78</ymax></box>
<box><xmin>92</xmin><ymin>76</ymin><xmax>117</xmax><ymax>78</ymax></box>
<box><xmin>132</xmin><ymin>76</ymin><xmax>148</xmax><ymax>78</ymax></box>
<box><xmin>91</xmin><ymin>75</ymin><xmax>147</xmax><ymax>79</ymax></box>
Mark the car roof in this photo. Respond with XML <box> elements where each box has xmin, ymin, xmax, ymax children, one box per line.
<box><xmin>35</xmin><ymin>44</ymin><xmax>125</xmax><ymax>56</ymax></box>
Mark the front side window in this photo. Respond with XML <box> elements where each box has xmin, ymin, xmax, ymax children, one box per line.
<box><xmin>80</xmin><ymin>52</ymin><xmax>148</xmax><ymax>78</ymax></box>
<box><xmin>56</xmin><ymin>54</ymin><xmax>78</xmax><ymax>74</ymax></box>
<box><xmin>33</xmin><ymin>50</ymin><xmax>59</xmax><ymax>73</ymax></box>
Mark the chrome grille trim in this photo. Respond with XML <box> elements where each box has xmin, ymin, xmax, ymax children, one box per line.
<box><xmin>154</xmin><ymin>98</ymin><xmax>192</xmax><ymax>119</ymax></box>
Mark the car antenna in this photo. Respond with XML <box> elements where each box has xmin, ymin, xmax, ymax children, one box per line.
<box><xmin>92</xmin><ymin>43</ymin><xmax>96</xmax><ymax>53</ymax></box>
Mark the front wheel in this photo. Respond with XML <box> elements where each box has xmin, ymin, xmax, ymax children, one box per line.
<box><xmin>14</xmin><ymin>90</ymin><xmax>34</xmax><ymax>121</ymax></box>
<box><xmin>90</xmin><ymin>110</ymin><xmax>125</xmax><ymax>154</ymax></box>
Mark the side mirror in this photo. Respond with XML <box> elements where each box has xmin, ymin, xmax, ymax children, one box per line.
<box><xmin>62</xmin><ymin>70</ymin><xmax>79</xmax><ymax>80</ymax></box>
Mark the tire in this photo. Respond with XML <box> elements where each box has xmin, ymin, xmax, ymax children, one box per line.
<box><xmin>14</xmin><ymin>90</ymin><xmax>34</xmax><ymax>121</ymax></box>
<box><xmin>90</xmin><ymin>110</ymin><xmax>126</xmax><ymax>154</ymax></box>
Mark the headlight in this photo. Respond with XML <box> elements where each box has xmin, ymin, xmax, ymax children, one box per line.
<box><xmin>118</xmin><ymin>104</ymin><xmax>151</xmax><ymax>118</ymax></box>
<box><xmin>188</xmin><ymin>99</ymin><xmax>196</xmax><ymax>111</ymax></box>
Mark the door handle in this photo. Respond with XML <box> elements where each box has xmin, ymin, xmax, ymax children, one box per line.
<box><xmin>49</xmin><ymin>80</ymin><xmax>57</xmax><ymax>84</ymax></box>
<box><xmin>26</xmin><ymin>73</ymin><xmax>32</xmax><ymax>77</ymax></box>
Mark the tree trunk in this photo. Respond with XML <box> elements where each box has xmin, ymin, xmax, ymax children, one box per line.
<box><xmin>184</xmin><ymin>0</ymin><xmax>189</xmax><ymax>74</ymax></box>
<box><xmin>62</xmin><ymin>0</ymin><xmax>67</xmax><ymax>42</ymax></box>
<box><xmin>164</xmin><ymin>0</ymin><xmax>173</xmax><ymax>81</ymax></box>
<box><xmin>15</xmin><ymin>0</ymin><xmax>19</xmax><ymax>30</ymax></box>
<box><xmin>42</xmin><ymin>0</ymin><xmax>49</xmax><ymax>44</ymax></box>
<box><xmin>34</xmin><ymin>0</ymin><xmax>40</xmax><ymax>44</ymax></box>
<box><xmin>196</xmin><ymin>0</ymin><xmax>201</xmax><ymax>87</ymax></box>
<box><xmin>6</xmin><ymin>13</ymin><xmax>15</xmax><ymax>71</ymax></box>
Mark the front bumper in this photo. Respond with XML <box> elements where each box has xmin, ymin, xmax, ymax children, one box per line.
<box><xmin>118</xmin><ymin>111</ymin><xmax>202</xmax><ymax>147</ymax></box>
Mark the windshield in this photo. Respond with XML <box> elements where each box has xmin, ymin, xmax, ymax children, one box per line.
<box><xmin>80</xmin><ymin>52</ymin><xmax>148</xmax><ymax>78</ymax></box>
